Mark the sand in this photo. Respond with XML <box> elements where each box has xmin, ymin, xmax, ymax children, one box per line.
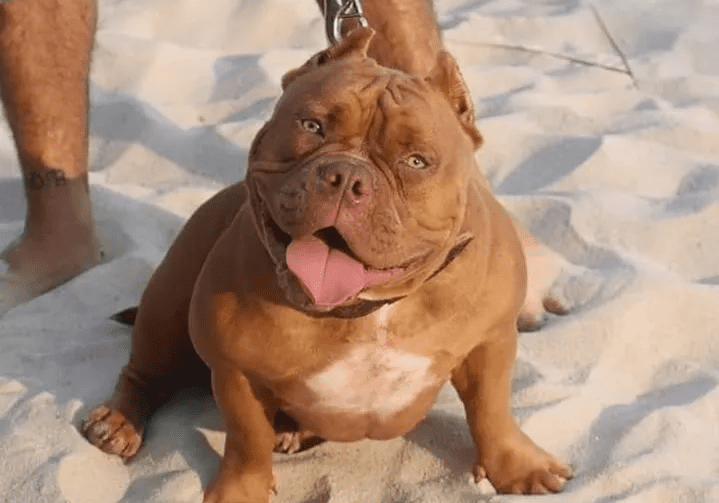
<box><xmin>1</xmin><ymin>0</ymin><xmax>719</xmax><ymax>501</ymax></box>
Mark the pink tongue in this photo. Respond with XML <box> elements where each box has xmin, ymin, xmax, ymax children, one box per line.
<box><xmin>286</xmin><ymin>237</ymin><xmax>400</xmax><ymax>307</ymax></box>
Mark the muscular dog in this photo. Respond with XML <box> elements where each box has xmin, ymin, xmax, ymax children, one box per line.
<box><xmin>83</xmin><ymin>27</ymin><xmax>572</xmax><ymax>502</ymax></box>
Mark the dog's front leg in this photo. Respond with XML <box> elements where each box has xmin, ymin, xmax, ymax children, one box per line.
<box><xmin>204</xmin><ymin>366</ymin><xmax>277</xmax><ymax>503</ymax></box>
<box><xmin>451</xmin><ymin>322</ymin><xmax>572</xmax><ymax>494</ymax></box>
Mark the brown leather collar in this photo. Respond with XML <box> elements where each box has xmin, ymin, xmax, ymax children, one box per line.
<box><xmin>309</xmin><ymin>236</ymin><xmax>473</xmax><ymax>319</ymax></box>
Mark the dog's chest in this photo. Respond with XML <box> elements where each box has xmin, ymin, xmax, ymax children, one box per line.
<box><xmin>304</xmin><ymin>306</ymin><xmax>439</xmax><ymax>417</ymax></box>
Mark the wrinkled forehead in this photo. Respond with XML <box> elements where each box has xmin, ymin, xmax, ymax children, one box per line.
<box><xmin>276</xmin><ymin>61</ymin><xmax>443</xmax><ymax>126</ymax></box>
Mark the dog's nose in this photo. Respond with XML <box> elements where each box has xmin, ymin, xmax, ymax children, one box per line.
<box><xmin>319</xmin><ymin>162</ymin><xmax>373</xmax><ymax>203</ymax></box>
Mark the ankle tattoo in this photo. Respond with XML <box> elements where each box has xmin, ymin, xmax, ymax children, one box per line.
<box><xmin>25</xmin><ymin>170</ymin><xmax>68</xmax><ymax>191</ymax></box>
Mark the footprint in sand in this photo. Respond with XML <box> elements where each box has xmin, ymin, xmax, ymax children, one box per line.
<box><xmin>57</xmin><ymin>450</ymin><xmax>129</xmax><ymax>503</ymax></box>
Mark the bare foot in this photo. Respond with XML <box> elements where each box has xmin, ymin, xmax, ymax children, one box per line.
<box><xmin>0</xmin><ymin>227</ymin><xmax>101</xmax><ymax>315</ymax></box>
<box><xmin>0</xmin><ymin>175</ymin><xmax>102</xmax><ymax>316</ymax></box>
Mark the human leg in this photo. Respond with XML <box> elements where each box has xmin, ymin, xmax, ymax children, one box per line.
<box><xmin>0</xmin><ymin>0</ymin><xmax>101</xmax><ymax>315</ymax></box>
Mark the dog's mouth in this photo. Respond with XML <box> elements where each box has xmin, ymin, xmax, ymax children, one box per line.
<box><xmin>258</xmin><ymin>199</ymin><xmax>404</xmax><ymax>308</ymax></box>
<box><xmin>311</xmin><ymin>226</ymin><xmax>361</xmax><ymax>262</ymax></box>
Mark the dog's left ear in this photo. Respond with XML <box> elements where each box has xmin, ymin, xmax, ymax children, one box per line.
<box><xmin>281</xmin><ymin>27</ymin><xmax>375</xmax><ymax>90</ymax></box>
<box><xmin>426</xmin><ymin>52</ymin><xmax>483</xmax><ymax>149</ymax></box>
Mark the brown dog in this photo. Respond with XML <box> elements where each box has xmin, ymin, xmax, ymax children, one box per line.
<box><xmin>318</xmin><ymin>0</ymin><xmax>572</xmax><ymax>332</ymax></box>
<box><xmin>83</xmin><ymin>28</ymin><xmax>572</xmax><ymax>502</ymax></box>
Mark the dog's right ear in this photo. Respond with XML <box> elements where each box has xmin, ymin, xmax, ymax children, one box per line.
<box><xmin>281</xmin><ymin>27</ymin><xmax>375</xmax><ymax>90</ymax></box>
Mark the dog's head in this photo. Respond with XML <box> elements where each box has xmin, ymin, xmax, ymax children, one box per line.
<box><xmin>247</xmin><ymin>28</ymin><xmax>483</xmax><ymax>311</ymax></box>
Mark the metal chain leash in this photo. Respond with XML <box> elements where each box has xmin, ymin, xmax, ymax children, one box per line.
<box><xmin>324</xmin><ymin>0</ymin><xmax>368</xmax><ymax>45</ymax></box>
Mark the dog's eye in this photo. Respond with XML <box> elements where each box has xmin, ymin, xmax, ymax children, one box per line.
<box><xmin>300</xmin><ymin>119</ymin><xmax>323</xmax><ymax>135</ymax></box>
<box><xmin>406</xmin><ymin>154</ymin><xmax>428</xmax><ymax>170</ymax></box>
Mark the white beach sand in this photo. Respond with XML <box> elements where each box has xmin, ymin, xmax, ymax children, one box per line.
<box><xmin>2</xmin><ymin>0</ymin><xmax>719</xmax><ymax>501</ymax></box>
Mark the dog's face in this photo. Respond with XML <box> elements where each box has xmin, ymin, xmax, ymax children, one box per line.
<box><xmin>247</xmin><ymin>28</ymin><xmax>483</xmax><ymax>311</ymax></box>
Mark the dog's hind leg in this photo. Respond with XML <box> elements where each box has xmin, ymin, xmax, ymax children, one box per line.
<box><xmin>83</xmin><ymin>183</ymin><xmax>249</xmax><ymax>458</ymax></box>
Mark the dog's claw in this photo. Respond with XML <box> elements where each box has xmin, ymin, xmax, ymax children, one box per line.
<box><xmin>473</xmin><ymin>465</ymin><xmax>487</xmax><ymax>483</ymax></box>
<box><xmin>274</xmin><ymin>431</ymin><xmax>302</xmax><ymax>454</ymax></box>
<box><xmin>82</xmin><ymin>405</ymin><xmax>143</xmax><ymax>459</ymax></box>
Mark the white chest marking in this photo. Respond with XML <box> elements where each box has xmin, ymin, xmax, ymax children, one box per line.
<box><xmin>305</xmin><ymin>305</ymin><xmax>438</xmax><ymax>417</ymax></box>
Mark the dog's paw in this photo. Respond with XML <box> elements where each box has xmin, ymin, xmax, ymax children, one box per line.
<box><xmin>518</xmin><ymin>241</ymin><xmax>602</xmax><ymax>332</ymax></box>
<box><xmin>274</xmin><ymin>431</ymin><xmax>303</xmax><ymax>454</ymax></box>
<box><xmin>475</xmin><ymin>431</ymin><xmax>573</xmax><ymax>494</ymax></box>
<box><xmin>203</xmin><ymin>467</ymin><xmax>276</xmax><ymax>503</ymax></box>
<box><xmin>272</xmin><ymin>410</ymin><xmax>324</xmax><ymax>454</ymax></box>
<box><xmin>82</xmin><ymin>405</ymin><xmax>143</xmax><ymax>459</ymax></box>
<box><xmin>273</xmin><ymin>430</ymin><xmax>324</xmax><ymax>454</ymax></box>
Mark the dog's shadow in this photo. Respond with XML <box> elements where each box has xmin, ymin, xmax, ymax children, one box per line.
<box><xmin>404</xmin><ymin>409</ymin><xmax>476</xmax><ymax>476</ymax></box>
<box><xmin>116</xmin><ymin>387</ymin><xmax>224</xmax><ymax>499</ymax></box>
<box><xmin>120</xmin><ymin>383</ymin><xmax>480</xmax><ymax>502</ymax></box>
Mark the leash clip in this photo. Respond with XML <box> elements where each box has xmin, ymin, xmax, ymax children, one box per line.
<box><xmin>324</xmin><ymin>0</ymin><xmax>368</xmax><ymax>45</ymax></box>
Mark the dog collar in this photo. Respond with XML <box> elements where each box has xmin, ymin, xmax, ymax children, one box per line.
<box><xmin>311</xmin><ymin>236</ymin><xmax>474</xmax><ymax>319</ymax></box>
<box><xmin>110</xmin><ymin>238</ymin><xmax>475</xmax><ymax>325</ymax></box>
